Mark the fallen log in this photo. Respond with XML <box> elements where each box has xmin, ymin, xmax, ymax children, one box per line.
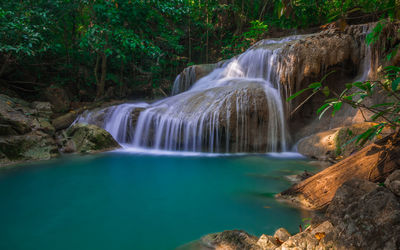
<box><xmin>277</xmin><ymin>132</ymin><xmax>400</xmax><ymax>210</ymax></box>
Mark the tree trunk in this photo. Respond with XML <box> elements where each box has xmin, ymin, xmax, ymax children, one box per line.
<box><xmin>277</xmin><ymin>132</ymin><xmax>400</xmax><ymax>210</ymax></box>
<box><xmin>96</xmin><ymin>52</ymin><xmax>107</xmax><ymax>100</ymax></box>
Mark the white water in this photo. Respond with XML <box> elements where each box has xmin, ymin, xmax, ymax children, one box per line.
<box><xmin>130</xmin><ymin>36</ymin><xmax>302</xmax><ymax>153</ymax></box>
<box><xmin>74</xmin><ymin>103</ymin><xmax>148</xmax><ymax>143</ymax></box>
<box><xmin>74</xmin><ymin>29</ymin><xmax>373</xmax><ymax>154</ymax></box>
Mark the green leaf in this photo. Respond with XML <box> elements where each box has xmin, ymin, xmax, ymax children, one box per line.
<box><xmin>318</xmin><ymin>105</ymin><xmax>332</xmax><ymax>120</ymax></box>
<box><xmin>322</xmin><ymin>86</ymin><xmax>330</xmax><ymax>97</ymax></box>
<box><xmin>392</xmin><ymin>78</ymin><xmax>400</xmax><ymax>91</ymax></box>
<box><xmin>287</xmin><ymin>88</ymin><xmax>308</xmax><ymax>102</ymax></box>
<box><xmin>308</xmin><ymin>82</ymin><xmax>321</xmax><ymax>89</ymax></box>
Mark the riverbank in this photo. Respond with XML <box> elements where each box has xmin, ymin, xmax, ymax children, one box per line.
<box><xmin>180</xmin><ymin>152</ymin><xmax>400</xmax><ymax>249</ymax></box>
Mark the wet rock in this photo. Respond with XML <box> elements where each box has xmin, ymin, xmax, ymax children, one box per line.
<box><xmin>44</xmin><ymin>85</ymin><xmax>70</xmax><ymax>113</ymax></box>
<box><xmin>198</xmin><ymin>230</ymin><xmax>260</xmax><ymax>250</ymax></box>
<box><xmin>326</xmin><ymin>178</ymin><xmax>400</xmax><ymax>249</ymax></box>
<box><xmin>385</xmin><ymin>170</ymin><xmax>400</xmax><ymax>196</ymax></box>
<box><xmin>0</xmin><ymin>131</ymin><xmax>58</xmax><ymax>165</ymax></box>
<box><xmin>66</xmin><ymin>123</ymin><xmax>120</xmax><ymax>153</ymax></box>
<box><xmin>285</xmin><ymin>170</ymin><xmax>314</xmax><ymax>184</ymax></box>
<box><xmin>273</xmin><ymin>228</ymin><xmax>291</xmax><ymax>243</ymax></box>
<box><xmin>172</xmin><ymin>63</ymin><xmax>218</xmax><ymax>95</ymax></box>
<box><xmin>52</xmin><ymin>112</ymin><xmax>79</xmax><ymax>131</ymax></box>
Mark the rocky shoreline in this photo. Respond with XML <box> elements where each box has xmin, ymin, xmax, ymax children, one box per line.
<box><xmin>0</xmin><ymin>93</ymin><xmax>121</xmax><ymax>167</ymax></box>
<box><xmin>179</xmin><ymin>169</ymin><xmax>400</xmax><ymax>250</ymax></box>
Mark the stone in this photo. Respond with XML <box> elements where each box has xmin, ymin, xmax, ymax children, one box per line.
<box><xmin>0</xmin><ymin>94</ymin><xmax>32</xmax><ymax>135</ymax></box>
<box><xmin>199</xmin><ymin>230</ymin><xmax>260</xmax><ymax>250</ymax></box>
<box><xmin>325</xmin><ymin>178</ymin><xmax>400</xmax><ymax>249</ymax></box>
<box><xmin>52</xmin><ymin>112</ymin><xmax>79</xmax><ymax>131</ymax></box>
<box><xmin>273</xmin><ymin>228</ymin><xmax>291</xmax><ymax>243</ymax></box>
<box><xmin>257</xmin><ymin>234</ymin><xmax>279</xmax><ymax>249</ymax></box>
<box><xmin>384</xmin><ymin>170</ymin><xmax>400</xmax><ymax>196</ymax></box>
<box><xmin>0</xmin><ymin>132</ymin><xmax>58</xmax><ymax>165</ymax></box>
<box><xmin>31</xmin><ymin>101</ymin><xmax>53</xmax><ymax>118</ymax></box>
<box><xmin>297</xmin><ymin>123</ymin><xmax>392</xmax><ymax>161</ymax></box>
<box><xmin>66</xmin><ymin>123</ymin><xmax>120</xmax><ymax>153</ymax></box>
<box><xmin>44</xmin><ymin>85</ymin><xmax>70</xmax><ymax>113</ymax></box>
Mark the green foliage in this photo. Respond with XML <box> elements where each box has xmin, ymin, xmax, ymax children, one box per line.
<box><xmin>289</xmin><ymin>67</ymin><xmax>400</xmax><ymax>148</ymax></box>
<box><xmin>0</xmin><ymin>0</ymin><xmax>397</xmax><ymax>101</ymax></box>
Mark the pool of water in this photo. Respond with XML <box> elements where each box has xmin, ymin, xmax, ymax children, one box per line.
<box><xmin>0</xmin><ymin>150</ymin><xmax>314</xmax><ymax>250</ymax></box>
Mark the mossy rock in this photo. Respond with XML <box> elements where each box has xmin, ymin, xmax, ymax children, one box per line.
<box><xmin>0</xmin><ymin>132</ymin><xmax>58</xmax><ymax>164</ymax></box>
<box><xmin>66</xmin><ymin>123</ymin><xmax>120</xmax><ymax>153</ymax></box>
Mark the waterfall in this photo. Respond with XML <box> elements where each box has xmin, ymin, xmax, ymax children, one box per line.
<box><xmin>73</xmin><ymin>25</ymin><xmax>375</xmax><ymax>153</ymax></box>
<box><xmin>73</xmin><ymin>103</ymin><xmax>148</xmax><ymax>144</ymax></box>
<box><xmin>131</xmin><ymin>36</ymin><xmax>303</xmax><ymax>152</ymax></box>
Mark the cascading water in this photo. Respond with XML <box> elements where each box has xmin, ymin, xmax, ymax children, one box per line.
<box><xmin>73</xmin><ymin>25</ymin><xmax>375</xmax><ymax>153</ymax></box>
<box><xmin>132</xmin><ymin>36</ymin><xmax>304</xmax><ymax>152</ymax></box>
<box><xmin>74</xmin><ymin>103</ymin><xmax>148</xmax><ymax>144</ymax></box>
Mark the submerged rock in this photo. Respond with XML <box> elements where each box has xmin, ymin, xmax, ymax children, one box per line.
<box><xmin>65</xmin><ymin>123</ymin><xmax>120</xmax><ymax>153</ymax></box>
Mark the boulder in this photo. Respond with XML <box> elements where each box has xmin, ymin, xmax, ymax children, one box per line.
<box><xmin>198</xmin><ymin>230</ymin><xmax>260</xmax><ymax>250</ymax></box>
<box><xmin>384</xmin><ymin>170</ymin><xmax>400</xmax><ymax>196</ymax></box>
<box><xmin>278</xmin><ymin>133</ymin><xmax>400</xmax><ymax>209</ymax></box>
<box><xmin>172</xmin><ymin>63</ymin><xmax>218</xmax><ymax>95</ymax></box>
<box><xmin>44</xmin><ymin>85</ymin><xmax>70</xmax><ymax>113</ymax></box>
<box><xmin>273</xmin><ymin>228</ymin><xmax>291</xmax><ymax>243</ymax></box>
<box><xmin>52</xmin><ymin>112</ymin><xmax>79</xmax><ymax>131</ymax></box>
<box><xmin>297</xmin><ymin>123</ymin><xmax>392</xmax><ymax>161</ymax></box>
<box><xmin>257</xmin><ymin>234</ymin><xmax>279</xmax><ymax>249</ymax></box>
<box><xmin>325</xmin><ymin>178</ymin><xmax>400</xmax><ymax>249</ymax></box>
<box><xmin>0</xmin><ymin>131</ymin><xmax>58</xmax><ymax>165</ymax></box>
<box><xmin>31</xmin><ymin>101</ymin><xmax>53</xmax><ymax>118</ymax></box>
<box><xmin>65</xmin><ymin>123</ymin><xmax>120</xmax><ymax>153</ymax></box>
<box><xmin>0</xmin><ymin>94</ymin><xmax>32</xmax><ymax>135</ymax></box>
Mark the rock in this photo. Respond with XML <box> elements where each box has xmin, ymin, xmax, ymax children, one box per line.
<box><xmin>44</xmin><ymin>85</ymin><xmax>70</xmax><ymax>113</ymax></box>
<box><xmin>273</xmin><ymin>228</ymin><xmax>291</xmax><ymax>243</ymax></box>
<box><xmin>172</xmin><ymin>63</ymin><xmax>218</xmax><ymax>95</ymax></box>
<box><xmin>52</xmin><ymin>112</ymin><xmax>79</xmax><ymax>131</ymax></box>
<box><xmin>278</xmin><ymin>133</ymin><xmax>400</xmax><ymax>209</ymax></box>
<box><xmin>385</xmin><ymin>170</ymin><xmax>400</xmax><ymax>196</ymax></box>
<box><xmin>198</xmin><ymin>230</ymin><xmax>260</xmax><ymax>250</ymax></box>
<box><xmin>285</xmin><ymin>171</ymin><xmax>314</xmax><ymax>184</ymax></box>
<box><xmin>31</xmin><ymin>101</ymin><xmax>53</xmax><ymax>118</ymax></box>
<box><xmin>257</xmin><ymin>234</ymin><xmax>279</xmax><ymax>249</ymax></box>
<box><xmin>326</xmin><ymin>178</ymin><xmax>400</xmax><ymax>249</ymax></box>
<box><xmin>0</xmin><ymin>132</ymin><xmax>58</xmax><ymax>165</ymax></box>
<box><xmin>66</xmin><ymin>123</ymin><xmax>120</xmax><ymax>153</ymax></box>
<box><xmin>297</xmin><ymin>123</ymin><xmax>392</xmax><ymax>161</ymax></box>
<box><xmin>276</xmin><ymin>221</ymin><xmax>337</xmax><ymax>250</ymax></box>
<box><xmin>0</xmin><ymin>94</ymin><xmax>32</xmax><ymax>135</ymax></box>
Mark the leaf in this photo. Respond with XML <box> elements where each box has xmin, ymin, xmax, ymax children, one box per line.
<box><xmin>392</xmin><ymin>78</ymin><xmax>400</xmax><ymax>91</ymax></box>
<box><xmin>287</xmin><ymin>88</ymin><xmax>308</xmax><ymax>102</ymax></box>
<box><xmin>317</xmin><ymin>103</ymin><xmax>330</xmax><ymax>114</ymax></box>
<box><xmin>322</xmin><ymin>86</ymin><xmax>330</xmax><ymax>97</ymax></box>
<box><xmin>318</xmin><ymin>105</ymin><xmax>332</xmax><ymax>120</ymax></box>
<box><xmin>308</xmin><ymin>82</ymin><xmax>321</xmax><ymax>89</ymax></box>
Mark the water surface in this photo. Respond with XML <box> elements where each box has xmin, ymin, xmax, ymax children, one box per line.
<box><xmin>0</xmin><ymin>151</ymin><xmax>314</xmax><ymax>250</ymax></box>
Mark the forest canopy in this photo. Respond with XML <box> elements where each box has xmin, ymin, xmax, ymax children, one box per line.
<box><xmin>0</xmin><ymin>0</ymin><xmax>397</xmax><ymax>101</ymax></box>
